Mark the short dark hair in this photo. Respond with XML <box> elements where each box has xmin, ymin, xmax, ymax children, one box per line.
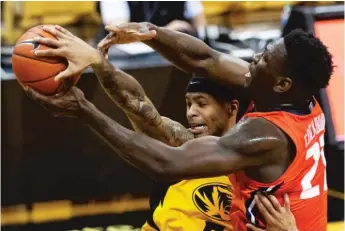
<box><xmin>185</xmin><ymin>76</ymin><xmax>250</xmax><ymax>122</ymax></box>
<box><xmin>283</xmin><ymin>29</ymin><xmax>334</xmax><ymax>95</ymax></box>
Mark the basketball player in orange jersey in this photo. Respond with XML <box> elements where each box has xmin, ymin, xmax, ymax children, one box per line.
<box><xmin>96</xmin><ymin>24</ymin><xmax>332</xmax><ymax>231</ymax></box>
<box><xmin>27</xmin><ymin>24</ymin><xmax>332</xmax><ymax>231</ymax></box>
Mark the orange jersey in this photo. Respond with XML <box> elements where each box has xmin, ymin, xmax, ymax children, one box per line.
<box><xmin>229</xmin><ymin>99</ymin><xmax>328</xmax><ymax>231</ymax></box>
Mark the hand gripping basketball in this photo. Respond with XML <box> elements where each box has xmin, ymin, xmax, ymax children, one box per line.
<box><xmin>25</xmin><ymin>82</ymin><xmax>87</xmax><ymax>119</ymax></box>
<box><xmin>33</xmin><ymin>25</ymin><xmax>102</xmax><ymax>82</ymax></box>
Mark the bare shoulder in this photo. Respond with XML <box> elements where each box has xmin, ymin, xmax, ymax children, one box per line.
<box><xmin>219</xmin><ymin>117</ymin><xmax>288</xmax><ymax>155</ymax></box>
<box><xmin>161</xmin><ymin>116</ymin><xmax>194</xmax><ymax>146</ymax></box>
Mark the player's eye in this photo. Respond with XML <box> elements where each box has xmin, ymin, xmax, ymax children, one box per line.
<box><xmin>198</xmin><ymin>101</ymin><xmax>208</xmax><ymax>107</ymax></box>
<box><xmin>186</xmin><ymin>101</ymin><xmax>191</xmax><ymax>108</ymax></box>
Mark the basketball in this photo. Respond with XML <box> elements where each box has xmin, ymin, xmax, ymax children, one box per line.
<box><xmin>12</xmin><ymin>25</ymin><xmax>80</xmax><ymax>95</ymax></box>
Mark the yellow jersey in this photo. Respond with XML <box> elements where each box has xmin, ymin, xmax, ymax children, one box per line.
<box><xmin>142</xmin><ymin>176</ymin><xmax>233</xmax><ymax>231</ymax></box>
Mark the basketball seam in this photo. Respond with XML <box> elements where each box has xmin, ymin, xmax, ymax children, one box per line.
<box><xmin>15</xmin><ymin>58</ymin><xmax>64</xmax><ymax>83</ymax></box>
<box><xmin>20</xmin><ymin>72</ymin><xmax>61</xmax><ymax>83</ymax></box>
<box><xmin>14</xmin><ymin>26</ymin><xmax>64</xmax><ymax>95</ymax></box>
<box><xmin>12</xmin><ymin>53</ymin><xmax>64</xmax><ymax>64</ymax></box>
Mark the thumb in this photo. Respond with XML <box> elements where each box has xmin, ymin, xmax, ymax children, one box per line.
<box><xmin>138</xmin><ymin>30</ymin><xmax>157</xmax><ymax>39</ymax></box>
<box><xmin>97</xmin><ymin>33</ymin><xmax>115</xmax><ymax>50</ymax></box>
<box><xmin>105</xmin><ymin>24</ymin><xmax>123</xmax><ymax>32</ymax></box>
<box><xmin>246</xmin><ymin>223</ymin><xmax>264</xmax><ymax>231</ymax></box>
<box><xmin>53</xmin><ymin>79</ymin><xmax>74</xmax><ymax>97</ymax></box>
<box><xmin>54</xmin><ymin>65</ymin><xmax>74</xmax><ymax>82</ymax></box>
<box><xmin>100</xmin><ymin>46</ymin><xmax>110</xmax><ymax>59</ymax></box>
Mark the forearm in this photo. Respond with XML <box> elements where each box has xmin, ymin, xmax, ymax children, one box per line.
<box><xmin>81</xmin><ymin>101</ymin><xmax>172</xmax><ymax>179</ymax></box>
<box><xmin>144</xmin><ymin>23</ymin><xmax>249</xmax><ymax>88</ymax></box>
<box><xmin>144</xmin><ymin>23</ymin><xmax>208</xmax><ymax>71</ymax></box>
<box><xmin>91</xmin><ymin>56</ymin><xmax>146</xmax><ymax>114</ymax></box>
<box><xmin>90</xmin><ymin>55</ymin><xmax>193</xmax><ymax>146</ymax></box>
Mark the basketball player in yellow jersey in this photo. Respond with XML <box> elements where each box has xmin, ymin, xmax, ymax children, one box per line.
<box><xmin>102</xmin><ymin>74</ymin><xmax>239</xmax><ymax>231</ymax></box>
<box><xmin>140</xmin><ymin>76</ymin><xmax>241</xmax><ymax>231</ymax></box>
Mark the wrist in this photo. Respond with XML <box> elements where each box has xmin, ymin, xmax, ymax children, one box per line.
<box><xmin>144</xmin><ymin>22</ymin><xmax>158</xmax><ymax>32</ymax></box>
<box><xmin>79</xmin><ymin>98</ymin><xmax>98</xmax><ymax>122</ymax></box>
<box><xmin>90</xmin><ymin>49</ymin><xmax>103</xmax><ymax>68</ymax></box>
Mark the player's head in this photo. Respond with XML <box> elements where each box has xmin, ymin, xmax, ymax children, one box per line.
<box><xmin>185</xmin><ymin>77</ymin><xmax>239</xmax><ymax>138</ymax></box>
<box><xmin>247</xmin><ymin>29</ymin><xmax>333</xmax><ymax>104</ymax></box>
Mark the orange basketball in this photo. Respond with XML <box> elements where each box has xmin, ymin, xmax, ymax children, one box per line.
<box><xmin>12</xmin><ymin>25</ymin><xmax>80</xmax><ymax>95</ymax></box>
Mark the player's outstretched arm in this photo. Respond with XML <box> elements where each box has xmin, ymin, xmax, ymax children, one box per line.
<box><xmin>91</xmin><ymin>55</ymin><xmax>193</xmax><ymax>146</ymax></box>
<box><xmin>25</xmin><ymin>86</ymin><xmax>287</xmax><ymax>181</ymax></box>
<box><xmin>246</xmin><ymin>193</ymin><xmax>299</xmax><ymax>231</ymax></box>
<box><xmin>97</xmin><ymin>22</ymin><xmax>250</xmax><ymax>90</ymax></box>
<box><xmin>85</xmin><ymin>105</ymin><xmax>287</xmax><ymax>181</ymax></box>
<box><xmin>29</xmin><ymin>82</ymin><xmax>286</xmax><ymax>180</ymax></box>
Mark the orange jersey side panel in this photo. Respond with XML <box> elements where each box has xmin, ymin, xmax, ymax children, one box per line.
<box><xmin>229</xmin><ymin>100</ymin><xmax>328</xmax><ymax>231</ymax></box>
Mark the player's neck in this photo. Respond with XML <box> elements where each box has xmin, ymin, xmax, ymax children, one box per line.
<box><xmin>254</xmin><ymin>97</ymin><xmax>313</xmax><ymax>113</ymax></box>
<box><xmin>221</xmin><ymin>118</ymin><xmax>236</xmax><ymax>136</ymax></box>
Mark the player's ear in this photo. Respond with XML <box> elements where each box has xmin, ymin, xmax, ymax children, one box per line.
<box><xmin>273</xmin><ymin>76</ymin><xmax>292</xmax><ymax>93</ymax></box>
<box><xmin>227</xmin><ymin>99</ymin><xmax>239</xmax><ymax>117</ymax></box>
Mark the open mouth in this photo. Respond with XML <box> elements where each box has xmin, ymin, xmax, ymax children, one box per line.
<box><xmin>189</xmin><ymin>123</ymin><xmax>208</xmax><ymax>135</ymax></box>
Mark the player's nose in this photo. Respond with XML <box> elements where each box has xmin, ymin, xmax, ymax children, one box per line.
<box><xmin>186</xmin><ymin>105</ymin><xmax>198</xmax><ymax>120</ymax></box>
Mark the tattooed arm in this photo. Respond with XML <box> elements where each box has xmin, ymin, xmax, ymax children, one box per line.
<box><xmin>30</xmin><ymin>25</ymin><xmax>193</xmax><ymax>146</ymax></box>
<box><xmin>91</xmin><ymin>56</ymin><xmax>193</xmax><ymax>146</ymax></box>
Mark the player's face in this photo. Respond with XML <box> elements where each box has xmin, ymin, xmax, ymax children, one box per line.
<box><xmin>185</xmin><ymin>93</ymin><xmax>234</xmax><ymax>138</ymax></box>
<box><xmin>247</xmin><ymin>38</ymin><xmax>289</xmax><ymax>97</ymax></box>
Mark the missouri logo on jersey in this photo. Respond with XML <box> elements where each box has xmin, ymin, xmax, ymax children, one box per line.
<box><xmin>193</xmin><ymin>182</ymin><xmax>232</xmax><ymax>221</ymax></box>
